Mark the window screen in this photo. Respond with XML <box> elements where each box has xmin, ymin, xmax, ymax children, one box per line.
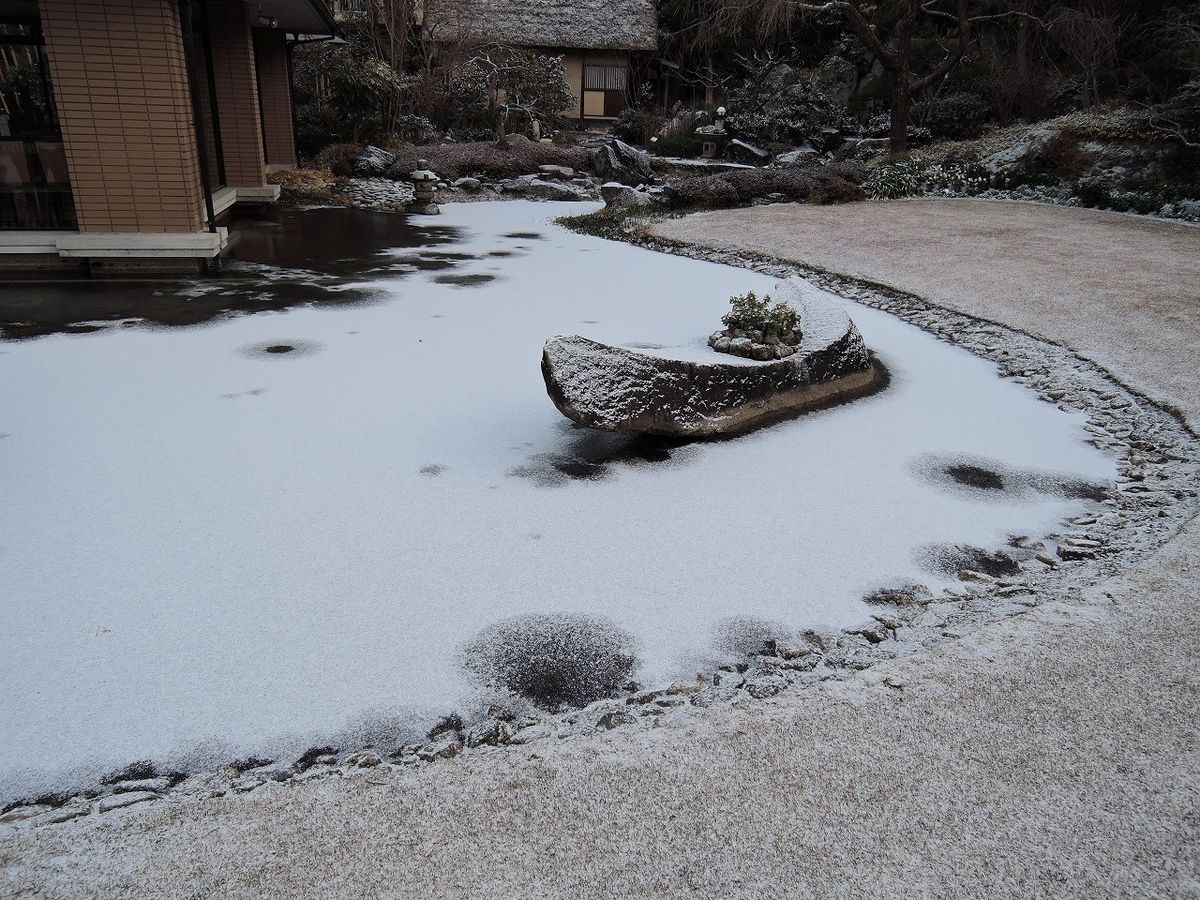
<box><xmin>583</xmin><ymin>65</ymin><xmax>627</xmax><ymax>92</ymax></box>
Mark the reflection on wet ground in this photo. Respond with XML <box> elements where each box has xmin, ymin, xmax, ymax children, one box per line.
<box><xmin>0</xmin><ymin>207</ymin><xmax>466</xmax><ymax>340</ymax></box>
<box><xmin>507</xmin><ymin>422</ymin><xmax>685</xmax><ymax>486</ymax></box>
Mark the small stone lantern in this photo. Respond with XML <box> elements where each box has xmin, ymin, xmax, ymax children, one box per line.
<box><xmin>696</xmin><ymin>106</ymin><xmax>729</xmax><ymax>160</ymax></box>
<box><xmin>409</xmin><ymin>164</ymin><xmax>439</xmax><ymax>215</ymax></box>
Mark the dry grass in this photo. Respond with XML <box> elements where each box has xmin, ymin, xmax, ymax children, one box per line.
<box><xmin>267</xmin><ymin>167</ymin><xmax>340</xmax><ymax>204</ymax></box>
<box><xmin>311</xmin><ymin>143</ymin><xmax>361</xmax><ymax>177</ymax></box>
<box><xmin>387</xmin><ymin>135</ymin><xmax>593</xmax><ymax>181</ymax></box>
<box><xmin>670</xmin><ymin>163</ymin><xmax>865</xmax><ymax>210</ymax></box>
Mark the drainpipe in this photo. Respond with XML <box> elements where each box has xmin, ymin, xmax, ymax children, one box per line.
<box><xmin>286</xmin><ymin>38</ymin><xmax>301</xmax><ymax>166</ymax></box>
<box><xmin>180</xmin><ymin>0</ymin><xmax>219</xmax><ymax>240</ymax></box>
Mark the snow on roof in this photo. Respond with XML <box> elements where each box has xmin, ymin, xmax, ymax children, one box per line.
<box><xmin>422</xmin><ymin>0</ymin><xmax>658</xmax><ymax>52</ymax></box>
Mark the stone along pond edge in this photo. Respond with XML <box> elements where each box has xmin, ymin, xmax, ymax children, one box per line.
<box><xmin>3</xmin><ymin>217</ymin><xmax>1199</xmax><ymax>829</ymax></box>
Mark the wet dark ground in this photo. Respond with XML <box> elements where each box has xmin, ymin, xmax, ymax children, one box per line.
<box><xmin>0</xmin><ymin>208</ymin><xmax>468</xmax><ymax>340</ymax></box>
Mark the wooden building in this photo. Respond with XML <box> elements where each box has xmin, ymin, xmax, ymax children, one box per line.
<box><xmin>421</xmin><ymin>0</ymin><xmax>658</xmax><ymax>124</ymax></box>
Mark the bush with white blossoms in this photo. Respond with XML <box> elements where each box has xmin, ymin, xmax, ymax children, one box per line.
<box><xmin>865</xmin><ymin>158</ymin><xmax>992</xmax><ymax>200</ymax></box>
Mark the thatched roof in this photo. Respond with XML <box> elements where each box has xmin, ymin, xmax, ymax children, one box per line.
<box><xmin>422</xmin><ymin>0</ymin><xmax>658</xmax><ymax>52</ymax></box>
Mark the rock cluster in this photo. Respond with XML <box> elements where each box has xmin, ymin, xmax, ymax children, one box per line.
<box><xmin>496</xmin><ymin>174</ymin><xmax>595</xmax><ymax>201</ymax></box>
<box><xmin>707</xmin><ymin>326</ymin><xmax>801</xmax><ymax>360</ymax></box>
<box><xmin>591</xmin><ymin>138</ymin><xmax>654</xmax><ymax>186</ymax></box>
<box><xmin>600</xmin><ymin>182</ymin><xmax>665</xmax><ymax>212</ymax></box>
<box><xmin>345</xmin><ymin>145</ymin><xmax>603</xmax><ymax>205</ymax></box>
<box><xmin>338</xmin><ymin>178</ymin><xmax>414</xmax><ymax>210</ymax></box>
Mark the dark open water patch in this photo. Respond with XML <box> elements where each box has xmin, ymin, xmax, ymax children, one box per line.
<box><xmin>432</xmin><ymin>273</ymin><xmax>498</xmax><ymax>287</ymax></box>
<box><xmin>240</xmin><ymin>339</ymin><xmax>321</xmax><ymax>359</ymax></box>
<box><xmin>461</xmin><ymin>613</ymin><xmax>639</xmax><ymax>709</ymax></box>
<box><xmin>0</xmin><ymin>207</ymin><xmax>465</xmax><ymax>340</ymax></box>
<box><xmin>946</xmin><ymin>464</ymin><xmax>1005</xmax><ymax>490</ymax></box>
<box><xmin>507</xmin><ymin>423</ymin><xmax>685</xmax><ymax>486</ymax></box>
<box><xmin>502</xmin><ymin>231</ymin><xmax>544</xmax><ymax>240</ymax></box>
<box><xmin>917</xmin><ymin>543</ymin><xmax>1023</xmax><ymax>578</ymax></box>
<box><xmin>915</xmin><ymin>453</ymin><xmax>1110</xmax><ymax>504</ymax></box>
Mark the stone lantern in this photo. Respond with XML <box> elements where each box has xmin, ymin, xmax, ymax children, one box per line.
<box><xmin>696</xmin><ymin>106</ymin><xmax>729</xmax><ymax>160</ymax></box>
<box><xmin>409</xmin><ymin>164</ymin><xmax>439</xmax><ymax>215</ymax></box>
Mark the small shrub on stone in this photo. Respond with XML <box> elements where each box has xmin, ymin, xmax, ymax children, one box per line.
<box><xmin>711</xmin><ymin>292</ymin><xmax>803</xmax><ymax>360</ymax></box>
<box><xmin>722</xmin><ymin>291</ymin><xmax>797</xmax><ymax>336</ymax></box>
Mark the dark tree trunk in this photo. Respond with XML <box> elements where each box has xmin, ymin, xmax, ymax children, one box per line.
<box><xmin>495</xmin><ymin>108</ymin><xmax>509</xmax><ymax>148</ymax></box>
<box><xmin>888</xmin><ymin>16</ymin><xmax>916</xmax><ymax>155</ymax></box>
<box><xmin>889</xmin><ymin>68</ymin><xmax>912</xmax><ymax>155</ymax></box>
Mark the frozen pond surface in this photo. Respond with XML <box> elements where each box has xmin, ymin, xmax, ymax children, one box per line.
<box><xmin>0</xmin><ymin>201</ymin><xmax>1115</xmax><ymax>800</ymax></box>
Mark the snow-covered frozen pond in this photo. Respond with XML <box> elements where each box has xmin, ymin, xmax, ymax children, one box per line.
<box><xmin>0</xmin><ymin>201</ymin><xmax>1115</xmax><ymax>800</ymax></box>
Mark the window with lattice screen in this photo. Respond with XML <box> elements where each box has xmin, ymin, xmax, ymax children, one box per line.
<box><xmin>581</xmin><ymin>64</ymin><xmax>629</xmax><ymax>118</ymax></box>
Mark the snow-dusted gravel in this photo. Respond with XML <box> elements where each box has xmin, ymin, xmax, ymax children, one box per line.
<box><xmin>0</xmin><ymin>201</ymin><xmax>1118</xmax><ymax>803</ymax></box>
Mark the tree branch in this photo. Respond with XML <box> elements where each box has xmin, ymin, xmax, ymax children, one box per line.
<box><xmin>912</xmin><ymin>0</ymin><xmax>969</xmax><ymax>92</ymax></box>
<box><xmin>791</xmin><ymin>1</ymin><xmax>897</xmax><ymax>67</ymax></box>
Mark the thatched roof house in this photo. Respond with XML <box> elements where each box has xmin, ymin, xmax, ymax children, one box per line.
<box><xmin>422</xmin><ymin>0</ymin><xmax>658</xmax><ymax>123</ymax></box>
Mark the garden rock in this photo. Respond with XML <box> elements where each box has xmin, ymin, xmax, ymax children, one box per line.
<box><xmin>98</xmin><ymin>791</ymin><xmax>159</xmax><ymax>813</ymax></box>
<box><xmin>521</xmin><ymin>178</ymin><xmax>590</xmax><ymax>202</ymax></box>
<box><xmin>538</xmin><ymin>164</ymin><xmax>575</xmax><ymax>178</ymax></box>
<box><xmin>419</xmin><ymin>734</ymin><xmax>463</xmax><ymax>761</ymax></box>
<box><xmin>33</xmin><ymin>803</ymin><xmax>91</xmax><ymax>826</ymax></box>
<box><xmin>596</xmin><ymin>711</ymin><xmax>636</xmax><ymax>730</ymax></box>
<box><xmin>1</xmin><ymin>804</ymin><xmax>51</xmax><ymax>823</ymax></box>
<box><xmin>818</xmin><ymin>55</ymin><xmax>859</xmax><ymax>106</ymax></box>
<box><xmin>542</xmin><ymin>279</ymin><xmax>875</xmax><ymax>437</ymax></box>
<box><xmin>984</xmin><ymin>126</ymin><xmax>1062</xmax><ymax>173</ymax></box>
<box><xmin>591</xmin><ymin>139</ymin><xmax>654</xmax><ymax>186</ymax></box>
<box><xmin>111</xmin><ymin>777</ymin><xmax>171</xmax><ymax>794</ymax></box>
<box><xmin>601</xmin><ymin>183</ymin><xmax>656</xmax><ymax>211</ymax></box>
<box><xmin>452</xmin><ymin>176</ymin><xmax>482</xmax><ymax>191</ymax></box>
<box><xmin>727</xmin><ymin>139</ymin><xmax>770</xmax><ymax>165</ymax></box>
<box><xmin>465</xmin><ymin>718</ymin><xmax>513</xmax><ymax>748</ymax></box>
<box><xmin>353</xmin><ymin>145</ymin><xmax>398</xmax><ymax>178</ymax></box>
<box><xmin>774</xmin><ymin>147</ymin><xmax>821</xmax><ymax>167</ymax></box>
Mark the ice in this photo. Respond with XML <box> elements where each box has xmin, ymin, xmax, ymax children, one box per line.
<box><xmin>0</xmin><ymin>201</ymin><xmax>1114</xmax><ymax>800</ymax></box>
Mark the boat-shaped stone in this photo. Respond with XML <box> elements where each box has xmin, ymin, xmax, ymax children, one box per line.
<box><xmin>542</xmin><ymin>280</ymin><xmax>877</xmax><ymax>437</ymax></box>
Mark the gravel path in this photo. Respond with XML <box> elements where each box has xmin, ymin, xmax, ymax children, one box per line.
<box><xmin>3</xmin><ymin>199</ymin><xmax>1199</xmax><ymax>899</ymax></box>
<box><xmin>653</xmin><ymin>199</ymin><xmax>1200</xmax><ymax>426</ymax></box>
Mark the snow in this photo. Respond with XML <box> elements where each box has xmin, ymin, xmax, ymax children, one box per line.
<box><xmin>0</xmin><ymin>200</ymin><xmax>1115</xmax><ymax>801</ymax></box>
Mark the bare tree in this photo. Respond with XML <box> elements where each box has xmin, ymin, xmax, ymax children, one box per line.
<box><xmin>453</xmin><ymin>47</ymin><xmax>575</xmax><ymax>147</ymax></box>
<box><xmin>681</xmin><ymin>0</ymin><xmax>1039</xmax><ymax>154</ymax></box>
<box><xmin>790</xmin><ymin>1</ymin><xmax>985</xmax><ymax>154</ymax></box>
